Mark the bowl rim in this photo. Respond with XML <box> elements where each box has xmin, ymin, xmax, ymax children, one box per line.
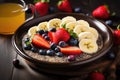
<box><xmin>12</xmin><ymin>13</ymin><xmax>113</xmax><ymax>67</ymax></box>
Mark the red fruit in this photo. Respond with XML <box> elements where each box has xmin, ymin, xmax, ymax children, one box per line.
<box><xmin>35</xmin><ymin>0</ymin><xmax>49</xmax><ymax>16</ymax></box>
<box><xmin>60</xmin><ymin>46</ymin><xmax>82</xmax><ymax>55</ymax></box>
<box><xmin>57</xmin><ymin>0</ymin><xmax>72</xmax><ymax>12</ymax></box>
<box><xmin>56</xmin><ymin>28</ymin><xmax>70</xmax><ymax>42</ymax></box>
<box><xmin>92</xmin><ymin>5</ymin><xmax>110</xmax><ymax>19</ymax></box>
<box><xmin>32</xmin><ymin>34</ymin><xmax>50</xmax><ymax>49</ymax></box>
<box><xmin>113</xmin><ymin>26</ymin><xmax>120</xmax><ymax>45</ymax></box>
<box><xmin>48</xmin><ymin>32</ymin><xmax>59</xmax><ymax>44</ymax></box>
<box><xmin>89</xmin><ymin>72</ymin><xmax>105</xmax><ymax>80</ymax></box>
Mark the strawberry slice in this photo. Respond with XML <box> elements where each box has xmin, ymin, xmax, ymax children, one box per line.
<box><xmin>48</xmin><ymin>32</ymin><xmax>59</xmax><ymax>44</ymax></box>
<box><xmin>56</xmin><ymin>28</ymin><xmax>70</xmax><ymax>42</ymax></box>
<box><xmin>32</xmin><ymin>34</ymin><xmax>50</xmax><ymax>49</ymax></box>
<box><xmin>60</xmin><ymin>46</ymin><xmax>82</xmax><ymax>55</ymax></box>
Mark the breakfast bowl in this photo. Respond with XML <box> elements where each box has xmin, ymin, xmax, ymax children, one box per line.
<box><xmin>12</xmin><ymin>13</ymin><xmax>113</xmax><ymax>76</ymax></box>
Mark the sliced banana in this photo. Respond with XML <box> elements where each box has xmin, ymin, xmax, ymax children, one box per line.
<box><xmin>28</xmin><ymin>26</ymin><xmax>37</xmax><ymax>37</ymax></box>
<box><xmin>47</xmin><ymin>18</ymin><xmax>61</xmax><ymax>30</ymax></box>
<box><xmin>73</xmin><ymin>25</ymin><xmax>90</xmax><ymax>36</ymax></box>
<box><xmin>79</xmin><ymin>39</ymin><xmax>98</xmax><ymax>54</ymax></box>
<box><xmin>66</xmin><ymin>21</ymin><xmax>77</xmax><ymax>31</ymax></box>
<box><xmin>88</xmin><ymin>27</ymin><xmax>99</xmax><ymax>40</ymax></box>
<box><xmin>78</xmin><ymin>32</ymin><xmax>97</xmax><ymax>41</ymax></box>
<box><xmin>37</xmin><ymin>22</ymin><xmax>48</xmax><ymax>31</ymax></box>
<box><xmin>77</xmin><ymin>20</ymin><xmax>90</xmax><ymax>27</ymax></box>
<box><xmin>62</xmin><ymin>16</ymin><xmax>76</xmax><ymax>22</ymax></box>
<box><xmin>60</xmin><ymin>19</ymin><xmax>75</xmax><ymax>28</ymax></box>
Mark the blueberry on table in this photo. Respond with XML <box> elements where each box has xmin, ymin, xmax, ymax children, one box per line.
<box><xmin>74</xmin><ymin>7</ymin><xmax>82</xmax><ymax>13</ymax></box>
<box><xmin>47</xmin><ymin>49</ymin><xmax>55</xmax><ymax>56</ymax></box>
<box><xmin>39</xmin><ymin>49</ymin><xmax>47</xmax><ymax>55</ymax></box>
<box><xmin>56</xmin><ymin>52</ymin><xmax>63</xmax><ymax>57</ymax></box>
<box><xmin>107</xmin><ymin>51</ymin><xmax>115</xmax><ymax>59</ymax></box>
<box><xmin>13</xmin><ymin>59</ymin><xmax>20</xmax><ymax>68</ymax></box>
<box><xmin>105</xmin><ymin>20</ymin><xmax>113</xmax><ymax>26</ymax></box>
<box><xmin>49</xmin><ymin>7</ymin><xmax>55</xmax><ymax>14</ymax></box>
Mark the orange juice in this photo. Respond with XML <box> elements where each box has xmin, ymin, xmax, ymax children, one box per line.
<box><xmin>0</xmin><ymin>3</ymin><xmax>25</xmax><ymax>35</ymax></box>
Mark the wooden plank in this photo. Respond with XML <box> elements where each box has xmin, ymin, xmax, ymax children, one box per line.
<box><xmin>0</xmin><ymin>35</ymin><xmax>16</xmax><ymax>80</ymax></box>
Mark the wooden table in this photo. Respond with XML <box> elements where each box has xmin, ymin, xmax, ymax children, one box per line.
<box><xmin>0</xmin><ymin>0</ymin><xmax>120</xmax><ymax>80</ymax></box>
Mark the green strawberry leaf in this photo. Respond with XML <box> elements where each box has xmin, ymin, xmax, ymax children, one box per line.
<box><xmin>34</xmin><ymin>0</ymin><xmax>41</xmax><ymax>3</ymax></box>
<box><xmin>61</xmin><ymin>23</ymin><xmax>66</xmax><ymax>28</ymax></box>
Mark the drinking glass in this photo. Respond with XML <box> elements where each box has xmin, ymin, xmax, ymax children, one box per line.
<box><xmin>0</xmin><ymin>0</ymin><xmax>28</xmax><ymax>35</ymax></box>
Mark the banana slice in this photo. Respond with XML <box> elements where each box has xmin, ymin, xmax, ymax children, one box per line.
<box><xmin>62</xmin><ymin>16</ymin><xmax>76</xmax><ymax>22</ymax></box>
<box><xmin>66</xmin><ymin>21</ymin><xmax>77</xmax><ymax>31</ymax></box>
<box><xmin>78</xmin><ymin>32</ymin><xmax>96</xmax><ymax>41</ymax></box>
<box><xmin>60</xmin><ymin>19</ymin><xmax>75</xmax><ymax>28</ymax></box>
<box><xmin>77</xmin><ymin>20</ymin><xmax>90</xmax><ymax>27</ymax></box>
<box><xmin>47</xmin><ymin>18</ymin><xmax>61</xmax><ymax>30</ymax></box>
<box><xmin>79</xmin><ymin>39</ymin><xmax>98</xmax><ymax>54</ymax></box>
<box><xmin>73</xmin><ymin>25</ymin><xmax>90</xmax><ymax>36</ymax></box>
<box><xmin>37</xmin><ymin>22</ymin><xmax>48</xmax><ymax>31</ymax></box>
<box><xmin>28</xmin><ymin>26</ymin><xmax>37</xmax><ymax>37</ymax></box>
<box><xmin>88</xmin><ymin>27</ymin><xmax>99</xmax><ymax>40</ymax></box>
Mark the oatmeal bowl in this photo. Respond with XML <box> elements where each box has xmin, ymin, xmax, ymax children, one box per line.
<box><xmin>12</xmin><ymin>13</ymin><xmax>113</xmax><ymax>76</ymax></box>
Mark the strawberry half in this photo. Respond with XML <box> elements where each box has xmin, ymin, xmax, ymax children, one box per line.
<box><xmin>55</xmin><ymin>28</ymin><xmax>70</xmax><ymax>42</ymax></box>
<box><xmin>35</xmin><ymin>0</ymin><xmax>49</xmax><ymax>16</ymax></box>
<box><xmin>32</xmin><ymin>34</ymin><xmax>50</xmax><ymax>49</ymax></box>
<box><xmin>57</xmin><ymin>0</ymin><xmax>72</xmax><ymax>12</ymax></box>
<box><xmin>92</xmin><ymin>5</ymin><xmax>110</xmax><ymax>19</ymax></box>
<box><xmin>48</xmin><ymin>32</ymin><xmax>59</xmax><ymax>44</ymax></box>
<box><xmin>60</xmin><ymin>46</ymin><xmax>82</xmax><ymax>55</ymax></box>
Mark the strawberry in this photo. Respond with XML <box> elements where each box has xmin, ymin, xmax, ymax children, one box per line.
<box><xmin>60</xmin><ymin>46</ymin><xmax>82</xmax><ymax>55</ymax></box>
<box><xmin>32</xmin><ymin>34</ymin><xmax>50</xmax><ymax>49</ymax></box>
<box><xmin>48</xmin><ymin>32</ymin><xmax>59</xmax><ymax>44</ymax></box>
<box><xmin>92</xmin><ymin>5</ymin><xmax>110</xmax><ymax>19</ymax></box>
<box><xmin>89</xmin><ymin>72</ymin><xmax>105</xmax><ymax>80</ymax></box>
<box><xmin>35</xmin><ymin>0</ymin><xmax>49</xmax><ymax>16</ymax></box>
<box><xmin>55</xmin><ymin>28</ymin><xmax>70</xmax><ymax>42</ymax></box>
<box><xmin>57</xmin><ymin>0</ymin><xmax>72</xmax><ymax>12</ymax></box>
<box><xmin>113</xmin><ymin>25</ymin><xmax>120</xmax><ymax>45</ymax></box>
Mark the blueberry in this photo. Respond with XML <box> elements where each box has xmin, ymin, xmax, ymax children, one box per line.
<box><xmin>44</xmin><ymin>36</ymin><xmax>50</xmax><ymax>41</ymax></box>
<box><xmin>46</xmin><ymin>49</ymin><xmax>55</xmax><ymax>56</ymax></box>
<box><xmin>49</xmin><ymin>7</ymin><xmax>55</xmax><ymax>14</ymax></box>
<box><xmin>74</xmin><ymin>7</ymin><xmax>82</xmax><ymax>13</ymax></box>
<box><xmin>68</xmin><ymin>38</ymin><xmax>78</xmax><ymax>46</ymax></box>
<box><xmin>54</xmin><ymin>47</ymin><xmax>60</xmax><ymax>52</ymax></box>
<box><xmin>59</xmin><ymin>41</ymin><xmax>67</xmax><ymax>47</ymax></box>
<box><xmin>56</xmin><ymin>52</ymin><xmax>63</xmax><ymax>57</ymax></box>
<box><xmin>24</xmin><ymin>37</ymin><xmax>30</xmax><ymax>42</ymax></box>
<box><xmin>31</xmin><ymin>47</ymin><xmax>38</xmax><ymax>53</ymax></box>
<box><xmin>107</xmin><ymin>51</ymin><xmax>115</xmax><ymax>59</ymax></box>
<box><xmin>68</xmin><ymin>55</ymin><xmax>75</xmax><ymax>61</ymax></box>
<box><xmin>49</xmin><ymin>28</ymin><xmax>56</xmax><ymax>32</ymax></box>
<box><xmin>105</xmin><ymin>20</ymin><xmax>113</xmax><ymax>26</ymax></box>
<box><xmin>23</xmin><ymin>44</ymin><xmax>32</xmax><ymax>50</ymax></box>
<box><xmin>13</xmin><ymin>59</ymin><xmax>20</xmax><ymax>67</ymax></box>
<box><xmin>44</xmin><ymin>30</ymin><xmax>48</xmax><ymax>34</ymax></box>
<box><xmin>50</xmin><ymin>43</ymin><xmax>57</xmax><ymax>50</ymax></box>
<box><xmin>42</xmin><ymin>33</ymin><xmax>47</xmax><ymax>37</ymax></box>
<box><xmin>39</xmin><ymin>49</ymin><xmax>46</xmax><ymax>55</ymax></box>
<box><xmin>36</xmin><ymin>30</ymin><xmax>44</xmax><ymax>35</ymax></box>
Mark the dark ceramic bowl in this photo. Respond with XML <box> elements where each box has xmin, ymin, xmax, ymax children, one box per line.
<box><xmin>12</xmin><ymin>13</ymin><xmax>113</xmax><ymax>76</ymax></box>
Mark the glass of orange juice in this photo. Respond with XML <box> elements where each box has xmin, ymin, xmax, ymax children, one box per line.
<box><xmin>0</xmin><ymin>0</ymin><xmax>28</xmax><ymax>35</ymax></box>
